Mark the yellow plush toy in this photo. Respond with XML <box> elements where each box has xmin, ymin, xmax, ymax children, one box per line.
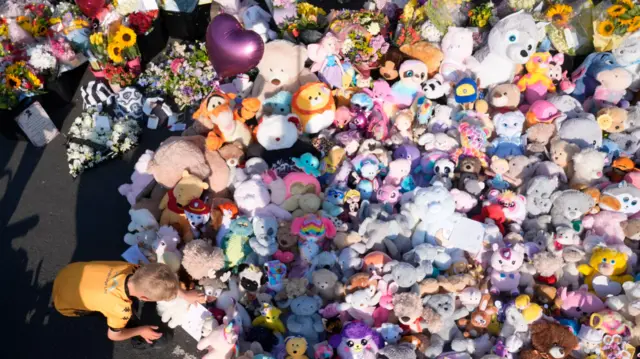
<box><xmin>578</xmin><ymin>246</ymin><xmax>634</xmax><ymax>297</ymax></box>
<box><xmin>292</xmin><ymin>82</ymin><xmax>336</xmax><ymax>134</ymax></box>
<box><xmin>515</xmin><ymin>294</ymin><xmax>543</xmax><ymax>324</ymax></box>
<box><xmin>284</xmin><ymin>336</ymin><xmax>309</xmax><ymax>359</ymax></box>
<box><xmin>159</xmin><ymin>170</ymin><xmax>209</xmax><ymax>242</ymax></box>
<box><xmin>252</xmin><ymin>303</ymin><xmax>285</xmax><ymax>334</ymax></box>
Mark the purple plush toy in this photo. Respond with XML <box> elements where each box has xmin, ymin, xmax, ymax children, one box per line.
<box><xmin>329</xmin><ymin>321</ymin><xmax>384</xmax><ymax>359</ymax></box>
<box><xmin>393</xmin><ymin>145</ymin><xmax>421</xmax><ymax>170</ymax></box>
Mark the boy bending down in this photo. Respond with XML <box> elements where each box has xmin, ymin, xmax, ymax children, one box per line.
<box><xmin>53</xmin><ymin>261</ymin><xmax>203</xmax><ymax>345</ymax></box>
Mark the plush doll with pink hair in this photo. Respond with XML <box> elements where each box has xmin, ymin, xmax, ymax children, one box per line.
<box><xmin>291</xmin><ymin>213</ymin><xmax>337</xmax><ymax>264</ymax></box>
<box><xmin>197</xmin><ymin>317</ymin><xmax>240</xmax><ymax>359</ymax></box>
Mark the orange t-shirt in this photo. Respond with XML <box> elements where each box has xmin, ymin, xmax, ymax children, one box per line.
<box><xmin>53</xmin><ymin>261</ymin><xmax>138</xmax><ymax>330</ymax></box>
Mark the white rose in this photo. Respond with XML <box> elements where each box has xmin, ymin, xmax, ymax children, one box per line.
<box><xmin>367</xmin><ymin>23</ymin><xmax>381</xmax><ymax>36</ymax></box>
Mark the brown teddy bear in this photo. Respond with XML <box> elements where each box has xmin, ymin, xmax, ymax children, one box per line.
<box><xmin>622</xmin><ymin>218</ymin><xmax>640</xmax><ymax>251</ymax></box>
<box><xmin>147</xmin><ymin>136</ymin><xmax>211</xmax><ymax>188</ymax></box>
<box><xmin>526</xmin><ymin>123</ymin><xmax>556</xmax><ymax>156</ymax></box>
<box><xmin>203</xmin><ymin>141</ymin><xmax>246</xmax><ymax>198</ymax></box>
<box><xmin>400</xmin><ymin>41</ymin><xmax>443</xmax><ymax>77</ymax></box>
<box><xmin>520</xmin><ymin>321</ymin><xmax>579</xmax><ymax>359</ymax></box>
<box><xmin>456</xmin><ymin>157</ymin><xmax>484</xmax><ymax>190</ymax></box>
<box><xmin>159</xmin><ymin>170</ymin><xmax>210</xmax><ymax>241</ymax></box>
<box><xmin>550</xmin><ymin>138</ymin><xmax>580</xmax><ymax>178</ymax></box>
<box><xmin>488</xmin><ymin>84</ymin><xmax>520</xmax><ymax>112</ymax></box>
<box><xmin>533</xmin><ymin>284</ymin><xmax>562</xmax><ymax>316</ymax></box>
<box><xmin>277</xmin><ymin>220</ymin><xmax>298</xmax><ymax>251</ymax></box>
<box><xmin>393</xmin><ymin>292</ymin><xmax>442</xmax><ymax>334</ymax></box>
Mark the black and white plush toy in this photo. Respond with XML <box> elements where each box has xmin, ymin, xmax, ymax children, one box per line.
<box><xmin>114</xmin><ymin>87</ymin><xmax>144</xmax><ymax>120</ymax></box>
<box><xmin>237</xmin><ymin>263</ymin><xmax>266</xmax><ymax>294</ymax></box>
<box><xmin>421</xmin><ymin>74</ymin><xmax>451</xmax><ymax>104</ymax></box>
<box><xmin>81</xmin><ymin>81</ymin><xmax>114</xmax><ymax>109</ymax></box>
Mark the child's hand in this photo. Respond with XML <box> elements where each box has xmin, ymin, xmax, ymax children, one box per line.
<box><xmin>138</xmin><ymin>325</ymin><xmax>162</xmax><ymax>344</ymax></box>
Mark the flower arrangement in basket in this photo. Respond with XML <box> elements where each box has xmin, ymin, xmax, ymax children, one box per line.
<box><xmin>329</xmin><ymin>10</ymin><xmax>390</xmax><ymax>74</ymax></box>
<box><xmin>137</xmin><ymin>41</ymin><xmax>217</xmax><ymax>109</ymax></box>
<box><xmin>280</xmin><ymin>2</ymin><xmax>328</xmax><ymax>44</ymax></box>
<box><xmin>594</xmin><ymin>0</ymin><xmax>640</xmax><ymax>51</ymax></box>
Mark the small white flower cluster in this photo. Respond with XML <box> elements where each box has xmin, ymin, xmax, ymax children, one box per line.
<box><xmin>116</xmin><ymin>0</ymin><xmax>140</xmax><ymax>16</ymax></box>
<box><xmin>420</xmin><ymin>20</ymin><xmax>443</xmax><ymax>43</ymax></box>
<box><xmin>28</xmin><ymin>44</ymin><xmax>58</xmax><ymax>73</ymax></box>
<box><xmin>66</xmin><ymin>111</ymin><xmax>141</xmax><ymax>177</ymax></box>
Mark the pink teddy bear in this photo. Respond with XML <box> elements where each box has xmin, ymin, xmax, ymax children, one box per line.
<box><xmin>118</xmin><ymin>150</ymin><xmax>155</xmax><ymax>206</ymax></box>
<box><xmin>558</xmin><ymin>285</ymin><xmax>605</xmax><ymax>319</ymax></box>
<box><xmin>583</xmin><ymin>211</ymin><xmax>628</xmax><ymax>244</ymax></box>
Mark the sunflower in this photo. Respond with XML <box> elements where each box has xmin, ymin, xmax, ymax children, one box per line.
<box><xmin>27</xmin><ymin>72</ymin><xmax>41</xmax><ymax>88</ymax></box>
<box><xmin>114</xmin><ymin>26</ymin><xmax>136</xmax><ymax>48</ymax></box>
<box><xmin>628</xmin><ymin>16</ymin><xmax>640</xmax><ymax>32</ymax></box>
<box><xmin>620</xmin><ymin>17</ymin><xmax>634</xmax><ymax>25</ymax></box>
<box><xmin>598</xmin><ymin>20</ymin><xmax>615</xmax><ymax>36</ymax></box>
<box><xmin>608</xmin><ymin>5</ymin><xmax>627</xmax><ymax>17</ymax></box>
<box><xmin>6</xmin><ymin>74</ymin><xmax>21</xmax><ymax>89</ymax></box>
<box><xmin>33</xmin><ymin>24</ymin><xmax>48</xmax><ymax>37</ymax></box>
<box><xmin>546</xmin><ymin>4</ymin><xmax>573</xmax><ymax>26</ymax></box>
<box><xmin>108</xmin><ymin>42</ymin><xmax>124</xmax><ymax>63</ymax></box>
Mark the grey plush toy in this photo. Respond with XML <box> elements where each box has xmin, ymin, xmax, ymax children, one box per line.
<box><xmin>423</xmin><ymin>293</ymin><xmax>469</xmax><ymax>357</ymax></box>
<box><xmin>550</xmin><ymin>190</ymin><xmax>595</xmax><ymax>231</ymax></box>
<box><xmin>559</xmin><ymin>117</ymin><xmax>603</xmax><ymax>149</ymax></box>
<box><xmin>249</xmin><ymin>215</ymin><xmax>279</xmax><ymax>264</ymax></box>
<box><xmin>383</xmin><ymin>260</ymin><xmax>432</xmax><ymax>290</ymax></box>
<box><xmin>377</xmin><ymin>343</ymin><xmax>418</xmax><ymax>359</ymax></box>
<box><xmin>525</xmin><ymin>176</ymin><xmax>559</xmax><ymax>216</ymax></box>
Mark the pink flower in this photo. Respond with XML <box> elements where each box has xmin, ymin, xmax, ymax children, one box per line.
<box><xmin>370</xmin><ymin>35</ymin><xmax>384</xmax><ymax>51</ymax></box>
<box><xmin>170</xmin><ymin>58</ymin><xmax>184</xmax><ymax>74</ymax></box>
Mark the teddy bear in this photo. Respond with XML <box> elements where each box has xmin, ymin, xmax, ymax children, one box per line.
<box><xmin>203</xmin><ymin>141</ymin><xmax>246</xmax><ymax>197</ymax></box>
<box><xmin>182</xmin><ymin>239</ymin><xmax>225</xmax><ymax>280</ymax></box>
<box><xmin>400</xmin><ymin>41</ymin><xmax>443</xmax><ymax>77</ymax></box>
<box><xmin>284</xmin><ymin>336</ymin><xmax>309</xmax><ymax>359</ymax></box>
<box><xmin>604</xmin><ymin>281</ymin><xmax>640</xmax><ymax>346</ymax></box>
<box><xmin>234</xmin><ymin>176</ymin><xmax>292</xmax><ymax>220</ymax></box>
<box><xmin>525</xmin><ymin>176</ymin><xmax>559</xmax><ymax>216</ymax></box>
<box><xmin>503</xmin><ymin>155</ymin><xmax>539</xmax><ymax>188</ymax></box>
<box><xmin>251</xmin><ymin>40</ymin><xmax>318</xmax><ymax>104</ymax></box>
<box><xmin>456</xmin><ymin>157</ymin><xmax>484</xmax><ymax>189</ymax></box>
<box><xmin>549</xmin><ymin>138</ymin><xmax>581</xmax><ymax>178</ymax></box>
<box><xmin>377</xmin><ymin>323</ymin><xmax>404</xmax><ymax>345</ymax></box>
<box><xmin>488</xmin><ymin>243</ymin><xmax>526</xmax><ymax>296</ymax></box>
<box><xmin>159</xmin><ymin>171</ymin><xmax>210</xmax><ymax>241</ymax></box>
<box><xmin>533</xmin><ymin>284</ymin><xmax>562</xmax><ymax>316</ymax></box>
<box><xmin>154</xmin><ymin>226</ymin><xmax>182</xmax><ymax>272</ymax></box>
<box><xmin>124</xmin><ymin>208</ymin><xmax>159</xmax><ymax>248</ymax></box>
<box><xmin>198</xmin><ymin>317</ymin><xmax>240</xmax><ymax>359</ymax></box>
<box><xmin>466</xmin><ymin>12</ymin><xmax>537</xmax><ymax>88</ymax></box>
<box><xmin>450</xmin><ymin>188</ymin><xmax>478</xmax><ymax>213</ymax></box>
<box><xmin>119</xmin><ymin>150</ymin><xmax>155</xmax><ymax>206</ymax></box>
<box><xmin>597</xmin><ymin>106</ymin><xmax>629</xmax><ymax>135</ymax></box>
<box><xmin>489</xmin><ymin>111</ymin><xmax>526</xmax><ymax>158</ymax></box>
<box><xmin>392</xmin><ymin>292</ymin><xmax>443</xmax><ymax>334</ymax></box>
<box><xmin>578</xmin><ymin>246</ymin><xmax>634</xmax><ymax>297</ymax></box>
<box><xmin>146</xmin><ymin>136</ymin><xmax>211</xmax><ymax>188</ymax></box>
<box><xmin>274</xmin><ymin>277</ymin><xmax>309</xmax><ymax>307</ymax></box>
<box><xmin>559</xmin><ymin>117</ymin><xmax>603</xmax><ymax>150</ymax></box>
<box><xmin>403</xmin><ymin>184</ymin><xmax>461</xmax><ymax>247</ymax></box>
<box><xmin>248</xmin><ymin>215</ymin><xmax>278</xmax><ymax>264</ymax></box>
<box><xmin>556</xmin><ymin>246</ymin><xmax>585</xmax><ymax>291</ymax></box>
<box><xmin>285</xmin><ymin>295</ymin><xmax>325</xmax><ymax>345</ymax></box>
<box><xmin>570</xmin><ymin>148</ymin><xmax>607</xmax><ymax>188</ymax></box>
<box><xmin>338</xmin><ymin>285</ymin><xmax>382</xmax><ymax>326</ymax></box>
<box><xmin>622</xmin><ymin>218</ymin><xmax>640</xmax><ymax>251</ymax></box>
<box><xmin>438</xmin><ymin>26</ymin><xmax>474</xmax><ymax>84</ymax></box>
<box><xmin>532</xmin><ymin>251</ymin><xmax>565</xmax><ymax>287</ymax></box>
<box><xmin>488</xmin><ymin>83</ymin><xmax>520</xmax><ymax>112</ymax></box>
<box><xmin>456</xmin><ymin>293</ymin><xmax>497</xmax><ymax>340</ymax></box>
<box><xmin>423</xmin><ymin>293</ymin><xmax>469</xmax><ymax>357</ymax></box>
<box><xmin>519</xmin><ymin>321</ymin><xmax>578</xmax><ymax>359</ymax></box>
<box><xmin>526</xmin><ymin>123</ymin><xmax>556</xmax><ymax>156</ymax></box>
<box><xmin>311</xmin><ymin>269</ymin><xmax>340</xmax><ymax>303</ymax></box>
<box><xmin>550</xmin><ymin>189</ymin><xmax>595</xmax><ymax>231</ymax></box>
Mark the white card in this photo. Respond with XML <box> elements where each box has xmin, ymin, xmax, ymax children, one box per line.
<box><xmin>147</xmin><ymin>115</ymin><xmax>159</xmax><ymax>130</ymax></box>
<box><xmin>169</xmin><ymin>123</ymin><xmax>186</xmax><ymax>132</ymax></box>
<box><xmin>447</xmin><ymin>217</ymin><xmax>486</xmax><ymax>254</ymax></box>
<box><xmin>94</xmin><ymin>114</ymin><xmax>111</xmax><ymax>132</ymax></box>
<box><xmin>182</xmin><ymin>304</ymin><xmax>212</xmax><ymax>341</ymax></box>
<box><xmin>121</xmin><ymin>245</ymin><xmax>150</xmax><ymax>265</ymax></box>
<box><xmin>15</xmin><ymin>102</ymin><xmax>59</xmax><ymax>147</ymax></box>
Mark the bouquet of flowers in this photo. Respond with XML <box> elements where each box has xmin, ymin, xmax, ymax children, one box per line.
<box><xmin>280</xmin><ymin>2</ymin><xmax>328</xmax><ymax>44</ymax></box>
<box><xmin>2</xmin><ymin>60</ymin><xmax>45</xmax><ymax>98</ymax></box>
<box><xmin>468</xmin><ymin>1</ymin><xmax>494</xmax><ymax>28</ymax></box>
<box><xmin>16</xmin><ymin>3</ymin><xmax>52</xmax><ymax>38</ymax></box>
<box><xmin>128</xmin><ymin>10</ymin><xmax>159</xmax><ymax>35</ymax></box>
<box><xmin>105</xmin><ymin>63</ymin><xmax>137</xmax><ymax>89</ymax></box>
<box><xmin>66</xmin><ymin>110</ymin><xmax>141</xmax><ymax>177</ymax></box>
<box><xmin>330</xmin><ymin>10</ymin><xmax>390</xmax><ymax>72</ymax></box>
<box><xmin>50</xmin><ymin>2</ymin><xmax>91</xmax><ymax>53</ymax></box>
<box><xmin>137</xmin><ymin>42</ymin><xmax>217</xmax><ymax>109</ymax></box>
<box><xmin>106</xmin><ymin>24</ymin><xmax>141</xmax><ymax>66</ymax></box>
<box><xmin>27</xmin><ymin>43</ymin><xmax>58</xmax><ymax>74</ymax></box>
<box><xmin>424</xmin><ymin>0</ymin><xmax>472</xmax><ymax>34</ymax></box>
<box><xmin>0</xmin><ymin>82</ymin><xmax>19</xmax><ymax>109</ymax></box>
<box><xmin>394</xmin><ymin>0</ymin><xmax>428</xmax><ymax>46</ymax></box>
<box><xmin>88</xmin><ymin>22</ymin><xmax>141</xmax><ymax>82</ymax></box>
<box><xmin>594</xmin><ymin>0</ymin><xmax>639</xmax><ymax>51</ymax></box>
<box><xmin>543</xmin><ymin>1</ymin><xmax>593</xmax><ymax>55</ymax></box>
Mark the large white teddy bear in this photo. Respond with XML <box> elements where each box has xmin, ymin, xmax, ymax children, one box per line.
<box><xmin>402</xmin><ymin>184</ymin><xmax>462</xmax><ymax>247</ymax></box>
<box><xmin>439</xmin><ymin>26</ymin><xmax>475</xmax><ymax>84</ymax></box>
<box><xmin>466</xmin><ymin>11</ymin><xmax>538</xmax><ymax>88</ymax></box>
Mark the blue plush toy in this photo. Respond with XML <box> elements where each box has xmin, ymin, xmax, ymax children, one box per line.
<box><xmin>263</xmin><ymin>91</ymin><xmax>293</xmax><ymax>115</ymax></box>
<box><xmin>293</xmin><ymin>153</ymin><xmax>321</xmax><ymax>176</ymax></box>
<box><xmin>571</xmin><ymin>52</ymin><xmax>624</xmax><ymax>102</ymax></box>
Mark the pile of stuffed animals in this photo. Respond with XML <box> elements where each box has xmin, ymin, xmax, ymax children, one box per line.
<box><xmin>118</xmin><ymin>7</ymin><xmax>640</xmax><ymax>359</ymax></box>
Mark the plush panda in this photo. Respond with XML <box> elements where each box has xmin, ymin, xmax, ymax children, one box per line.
<box><xmin>246</xmin><ymin>114</ymin><xmax>321</xmax><ymax>176</ymax></box>
<box><xmin>421</xmin><ymin>74</ymin><xmax>451</xmax><ymax>104</ymax></box>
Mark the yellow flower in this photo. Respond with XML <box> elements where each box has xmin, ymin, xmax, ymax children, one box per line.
<box><xmin>115</xmin><ymin>26</ymin><xmax>136</xmax><ymax>48</ymax></box>
<box><xmin>598</xmin><ymin>20</ymin><xmax>615</xmax><ymax>36</ymax></box>
<box><xmin>6</xmin><ymin>74</ymin><xmax>21</xmax><ymax>89</ymax></box>
<box><xmin>628</xmin><ymin>16</ymin><xmax>640</xmax><ymax>32</ymax></box>
<box><xmin>49</xmin><ymin>17</ymin><xmax>61</xmax><ymax>25</ymax></box>
<box><xmin>27</xmin><ymin>72</ymin><xmax>41</xmax><ymax>88</ymax></box>
<box><xmin>90</xmin><ymin>33</ymin><xmax>104</xmax><ymax>46</ymax></box>
<box><xmin>608</xmin><ymin>5</ymin><xmax>627</xmax><ymax>17</ymax></box>
<box><xmin>620</xmin><ymin>17</ymin><xmax>634</xmax><ymax>25</ymax></box>
<box><xmin>33</xmin><ymin>24</ymin><xmax>48</xmax><ymax>37</ymax></box>
<box><xmin>546</xmin><ymin>4</ymin><xmax>573</xmax><ymax>26</ymax></box>
<box><xmin>297</xmin><ymin>3</ymin><xmax>325</xmax><ymax>18</ymax></box>
<box><xmin>108</xmin><ymin>42</ymin><xmax>124</xmax><ymax>63</ymax></box>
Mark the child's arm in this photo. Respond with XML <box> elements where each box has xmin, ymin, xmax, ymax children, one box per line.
<box><xmin>107</xmin><ymin>325</ymin><xmax>161</xmax><ymax>342</ymax></box>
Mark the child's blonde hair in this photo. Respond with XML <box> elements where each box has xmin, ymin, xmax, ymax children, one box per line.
<box><xmin>129</xmin><ymin>263</ymin><xmax>179</xmax><ymax>301</ymax></box>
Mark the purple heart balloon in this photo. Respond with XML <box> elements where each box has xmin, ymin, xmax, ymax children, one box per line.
<box><xmin>206</xmin><ymin>13</ymin><xmax>265</xmax><ymax>79</ymax></box>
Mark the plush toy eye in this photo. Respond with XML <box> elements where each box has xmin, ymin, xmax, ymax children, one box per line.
<box><xmin>503</xmin><ymin>123</ymin><xmax>508</xmax><ymax>127</ymax></box>
<box><xmin>624</xmin><ymin>197</ymin><xmax>630</xmax><ymax>202</ymax></box>
<box><xmin>361</xmin><ymin>339</ymin><xmax>368</xmax><ymax>345</ymax></box>
<box><xmin>633</xmin><ymin>201</ymin><xmax>638</xmax><ymax>206</ymax></box>
<box><xmin>347</xmin><ymin>341</ymin><xmax>355</xmax><ymax>347</ymax></box>
<box><xmin>602</xmin><ymin>258</ymin><xmax>607</xmax><ymax>262</ymax></box>
<box><xmin>508</xmin><ymin>34</ymin><xmax>517</xmax><ymax>42</ymax></box>
<box><xmin>605</xmin><ymin>59</ymin><xmax>614</xmax><ymax>65</ymax></box>
<box><xmin>405</xmin><ymin>70</ymin><xmax>414</xmax><ymax>78</ymax></box>
<box><xmin>611</xmin><ymin>259</ymin><xmax>616</xmax><ymax>264</ymax></box>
